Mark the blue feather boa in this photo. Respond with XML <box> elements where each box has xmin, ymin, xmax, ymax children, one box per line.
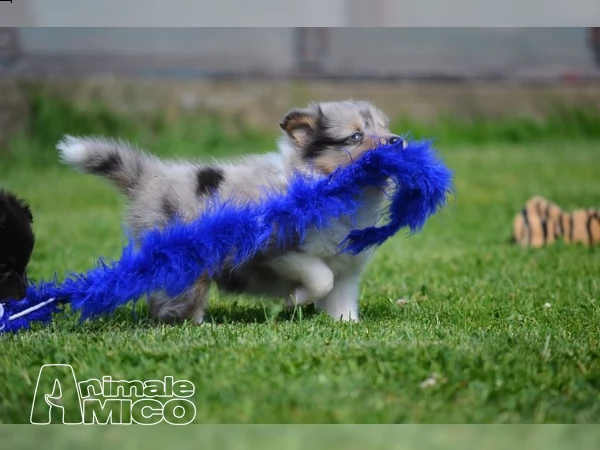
<box><xmin>0</xmin><ymin>139</ymin><xmax>453</xmax><ymax>334</ymax></box>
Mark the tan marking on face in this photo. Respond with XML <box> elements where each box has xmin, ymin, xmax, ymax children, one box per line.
<box><xmin>313</xmin><ymin>135</ymin><xmax>386</xmax><ymax>174</ymax></box>
<box><xmin>299</xmin><ymin>100</ymin><xmax>402</xmax><ymax>174</ymax></box>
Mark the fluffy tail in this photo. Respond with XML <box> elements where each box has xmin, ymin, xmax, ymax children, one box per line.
<box><xmin>57</xmin><ymin>135</ymin><xmax>155</xmax><ymax>195</ymax></box>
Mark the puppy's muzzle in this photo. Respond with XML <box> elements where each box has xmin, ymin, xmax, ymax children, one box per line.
<box><xmin>378</xmin><ymin>135</ymin><xmax>407</xmax><ymax>148</ymax></box>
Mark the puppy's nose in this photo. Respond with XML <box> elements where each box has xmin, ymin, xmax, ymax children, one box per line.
<box><xmin>379</xmin><ymin>135</ymin><xmax>405</xmax><ymax>147</ymax></box>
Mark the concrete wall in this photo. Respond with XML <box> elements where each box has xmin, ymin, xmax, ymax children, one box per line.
<box><xmin>323</xmin><ymin>28</ymin><xmax>598</xmax><ymax>77</ymax></box>
<box><xmin>16</xmin><ymin>28</ymin><xmax>297</xmax><ymax>75</ymax></box>
<box><xmin>3</xmin><ymin>28</ymin><xmax>598</xmax><ymax>79</ymax></box>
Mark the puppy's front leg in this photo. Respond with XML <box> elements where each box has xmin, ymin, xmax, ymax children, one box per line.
<box><xmin>316</xmin><ymin>275</ymin><xmax>361</xmax><ymax>322</ymax></box>
<box><xmin>267</xmin><ymin>252</ymin><xmax>334</xmax><ymax>307</ymax></box>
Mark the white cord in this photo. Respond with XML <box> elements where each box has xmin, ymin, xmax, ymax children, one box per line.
<box><xmin>9</xmin><ymin>297</ymin><xmax>58</xmax><ymax>320</ymax></box>
<box><xmin>0</xmin><ymin>297</ymin><xmax>58</xmax><ymax>332</ymax></box>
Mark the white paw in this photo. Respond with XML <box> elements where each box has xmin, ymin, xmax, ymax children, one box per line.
<box><xmin>315</xmin><ymin>301</ymin><xmax>359</xmax><ymax>322</ymax></box>
<box><xmin>338</xmin><ymin>312</ymin><xmax>359</xmax><ymax>322</ymax></box>
<box><xmin>288</xmin><ymin>287</ymin><xmax>311</xmax><ymax>307</ymax></box>
<box><xmin>287</xmin><ymin>280</ymin><xmax>334</xmax><ymax>307</ymax></box>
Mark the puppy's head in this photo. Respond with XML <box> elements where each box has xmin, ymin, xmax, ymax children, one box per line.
<box><xmin>279</xmin><ymin>100</ymin><xmax>405</xmax><ymax>174</ymax></box>
<box><xmin>0</xmin><ymin>190</ymin><xmax>35</xmax><ymax>300</ymax></box>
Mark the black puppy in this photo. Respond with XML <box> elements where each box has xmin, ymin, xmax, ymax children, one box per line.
<box><xmin>0</xmin><ymin>189</ymin><xmax>35</xmax><ymax>301</ymax></box>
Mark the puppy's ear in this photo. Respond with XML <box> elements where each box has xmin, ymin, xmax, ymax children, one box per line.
<box><xmin>279</xmin><ymin>107</ymin><xmax>319</xmax><ymax>146</ymax></box>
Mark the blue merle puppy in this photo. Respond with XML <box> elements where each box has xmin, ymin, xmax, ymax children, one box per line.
<box><xmin>57</xmin><ymin>100</ymin><xmax>405</xmax><ymax>323</ymax></box>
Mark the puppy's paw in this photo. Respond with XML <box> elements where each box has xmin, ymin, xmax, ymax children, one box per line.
<box><xmin>286</xmin><ymin>287</ymin><xmax>314</xmax><ymax>308</ymax></box>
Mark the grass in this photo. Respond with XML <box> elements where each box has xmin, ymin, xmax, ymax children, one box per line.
<box><xmin>2</xmin><ymin>425</ymin><xmax>600</xmax><ymax>450</ymax></box>
<box><xmin>0</xmin><ymin>95</ymin><xmax>599</xmax><ymax>424</ymax></box>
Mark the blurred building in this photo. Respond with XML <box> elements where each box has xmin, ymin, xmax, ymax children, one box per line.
<box><xmin>0</xmin><ymin>27</ymin><xmax>599</xmax><ymax>80</ymax></box>
<box><xmin>1</xmin><ymin>5</ymin><xmax>600</xmax><ymax>144</ymax></box>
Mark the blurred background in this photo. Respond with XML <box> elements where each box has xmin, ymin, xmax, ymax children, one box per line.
<box><xmin>1</xmin><ymin>27</ymin><xmax>600</xmax><ymax>148</ymax></box>
<box><xmin>2</xmin><ymin>28</ymin><xmax>599</xmax><ymax>78</ymax></box>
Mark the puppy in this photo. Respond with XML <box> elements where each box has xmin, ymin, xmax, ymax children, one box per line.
<box><xmin>58</xmin><ymin>100</ymin><xmax>404</xmax><ymax>323</ymax></box>
<box><xmin>0</xmin><ymin>189</ymin><xmax>35</xmax><ymax>301</ymax></box>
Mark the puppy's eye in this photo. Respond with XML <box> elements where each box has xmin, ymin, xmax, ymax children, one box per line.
<box><xmin>349</xmin><ymin>132</ymin><xmax>363</xmax><ymax>142</ymax></box>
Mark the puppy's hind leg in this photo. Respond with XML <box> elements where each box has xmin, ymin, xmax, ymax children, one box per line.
<box><xmin>148</xmin><ymin>276</ymin><xmax>210</xmax><ymax>324</ymax></box>
<box><xmin>315</xmin><ymin>275</ymin><xmax>361</xmax><ymax>322</ymax></box>
<box><xmin>267</xmin><ymin>252</ymin><xmax>335</xmax><ymax>307</ymax></box>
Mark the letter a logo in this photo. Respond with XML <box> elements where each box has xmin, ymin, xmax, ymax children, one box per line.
<box><xmin>30</xmin><ymin>364</ymin><xmax>83</xmax><ymax>425</ymax></box>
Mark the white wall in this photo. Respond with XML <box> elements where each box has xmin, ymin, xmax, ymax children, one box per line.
<box><xmin>323</xmin><ymin>28</ymin><xmax>597</xmax><ymax>76</ymax></box>
<box><xmin>17</xmin><ymin>28</ymin><xmax>298</xmax><ymax>73</ymax></box>
<box><xmin>12</xmin><ymin>28</ymin><xmax>599</xmax><ymax>77</ymax></box>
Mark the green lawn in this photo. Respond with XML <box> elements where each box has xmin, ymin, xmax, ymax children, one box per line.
<box><xmin>0</xmin><ymin>123</ymin><xmax>599</xmax><ymax>423</ymax></box>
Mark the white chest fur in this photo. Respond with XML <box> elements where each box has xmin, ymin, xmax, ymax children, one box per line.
<box><xmin>299</xmin><ymin>187</ymin><xmax>385</xmax><ymax>277</ymax></box>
